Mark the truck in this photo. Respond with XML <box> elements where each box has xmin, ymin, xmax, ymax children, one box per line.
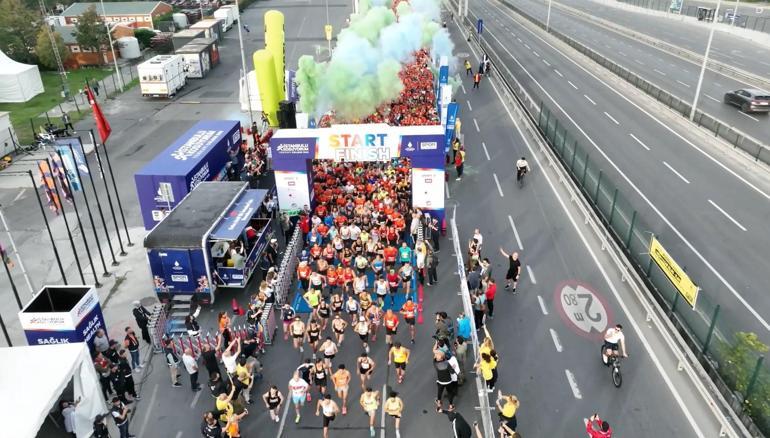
<box><xmin>134</xmin><ymin>120</ymin><xmax>244</xmax><ymax>230</ymax></box>
<box><xmin>214</xmin><ymin>7</ymin><xmax>235</xmax><ymax>32</ymax></box>
<box><xmin>144</xmin><ymin>182</ymin><xmax>274</xmax><ymax>304</ymax></box>
<box><xmin>137</xmin><ymin>55</ymin><xmax>187</xmax><ymax>98</ymax></box>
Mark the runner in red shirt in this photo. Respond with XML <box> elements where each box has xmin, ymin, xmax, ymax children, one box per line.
<box><xmin>383</xmin><ymin>245</ymin><xmax>398</xmax><ymax>267</ymax></box>
<box><xmin>310</xmin><ymin>243</ymin><xmax>322</xmax><ymax>260</ymax></box>
<box><xmin>383</xmin><ymin>309</ymin><xmax>399</xmax><ymax>346</ymax></box>
<box><xmin>297</xmin><ymin>261</ymin><xmax>312</xmax><ymax>290</ymax></box>
<box><xmin>586</xmin><ymin>414</ymin><xmax>612</xmax><ymax>438</ymax></box>
<box><xmin>400</xmin><ymin>297</ymin><xmax>416</xmax><ymax>344</ymax></box>
<box><xmin>327</xmin><ymin>268</ymin><xmax>339</xmax><ymax>293</ymax></box>
<box><xmin>342</xmin><ymin>267</ymin><xmax>355</xmax><ymax>294</ymax></box>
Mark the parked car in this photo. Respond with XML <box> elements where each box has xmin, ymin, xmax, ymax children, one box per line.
<box><xmin>723</xmin><ymin>89</ymin><xmax>770</xmax><ymax>113</ymax></box>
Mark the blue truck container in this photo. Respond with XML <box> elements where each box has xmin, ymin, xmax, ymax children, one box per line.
<box><xmin>134</xmin><ymin>120</ymin><xmax>243</xmax><ymax>230</ymax></box>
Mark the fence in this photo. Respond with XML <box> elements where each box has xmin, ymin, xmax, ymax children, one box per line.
<box><xmin>618</xmin><ymin>0</ymin><xmax>770</xmax><ymax>33</ymax></box>
<box><xmin>456</xmin><ymin>3</ymin><xmax>770</xmax><ymax>434</ymax></box>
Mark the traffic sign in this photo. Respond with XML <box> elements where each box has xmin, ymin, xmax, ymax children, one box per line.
<box><xmin>555</xmin><ymin>281</ymin><xmax>611</xmax><ymax>338</ymax></box>
<box><xmin>476</xmin><ymin>18</ymin><xmax>483</xmax><ymax>34</ymax></box>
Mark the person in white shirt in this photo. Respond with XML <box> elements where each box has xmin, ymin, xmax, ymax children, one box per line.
<box><xmin>349</xmin><ymin>224</ymin><xmax>361</xmax><ymax>241</ymax></box>
<box><xmin>473</xmin><ymin>229</ymin><xmax>483</xmax><ymax>254</ymax></box>
<box><xmin>182</xmin><ymin>348</ymin><xmax>201</xmax><ymax>392</ymax></box>
<box><xmin>288</xmin><ymin>371</ymin><xmax>310</xmax><ymax>424</ymax></box>
<box><xmin>602</xmin><ymin>324</ymin><xmax>627</xmax><ymax>364</ymax></box>
<box><xmin>222</xmin><ymin>339</ymin><xmax>241</xmax><ymax>376</ymax></box>
<box><xmin>61</xmin><ymin>399</ymin><xmax>80</xmax><ymax>435</ymax></box>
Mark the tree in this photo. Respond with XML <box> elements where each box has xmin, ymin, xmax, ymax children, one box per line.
<box><xmin>134</xmin><ymin>28</ymin><xmax>155</xmax><ymax>50</ymax></box>
<box><xmin>73</xmin><ymin>5</ymin><xmax>109</xmax><ymax>52</ymax></box>
<box><xmin>0</xmin><ymin>0</ymin><xmax>41</xmax><ymax>64</ymax></box>
<box><xmin>35</xmin><ymin>26</ymin><xmax>68</xmax><ymax>70</ymax></box>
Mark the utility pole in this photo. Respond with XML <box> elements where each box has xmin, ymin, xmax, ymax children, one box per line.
<box><xmin>236</xmin><ymin>14</ymin><xmax>255</xmax><ymax>127</ymax></box>
<box><xmin>690</xmin><ymin>0</ymin><xmax>721</xmax><ymax>121</ymax></box>
<box><xmin>99</xmin><ymin>0</ymin><xmax>124</xmax><ymax>91</ymax></box>
<box><xmin>546</xmin><ymin>0</ymin><xmax>553</xmax><ymax>31</ymax></box>
<box><xmin>38</xmin><ymin>0</ymin><xmax>69</xmax><ymax>99</ymax></box>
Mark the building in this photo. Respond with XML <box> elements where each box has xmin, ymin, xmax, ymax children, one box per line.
<box><xmin>54</xmin><ymin>24</ymin><xmax>136</xmax><ymax>68</ymax></box>
<box><xmin>60</xmin><ymin>1</ymin><xmax>172</xmax><ymax>30</ymax></box>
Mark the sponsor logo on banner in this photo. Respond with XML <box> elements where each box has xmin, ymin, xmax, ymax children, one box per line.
<box><xmin>171</xmin><ymin>130</ymin><xmax>224</xmax><ymax>161</ymax></box>
<box><xmin>649</xmin><ymin>237</ymin><xmax>699</xmax><ymax>307</ymax></box>
<box><xmin>189</xmin><ymin>162</ymin><xmax>211</xmax><ymax>190</ymax></box>
<box><xmin>420</xmin><ymin>141</ymin><xmax>438</xmax><ymax>150</ymax></box>
<box><xmin>327</xmin><ymin>131</ymin><xmax>391</xmax><ymax>161</ymax></box>
<box><xmin>276</xmin><ymin>142</ymin><xmax>311</xmax><ymax>154</ymax></box>
<box><xmin>404</xmin><ymin>142</ymin><xmax>416</xmax><ymax>152</ymax></box>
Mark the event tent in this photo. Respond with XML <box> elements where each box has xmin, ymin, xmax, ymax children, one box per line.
<box><xmin>0</xmin><ymin>343</ymin><xmax>106</xmax><ymax>438</ymax></box>
<box><xmin>0</xmin><ymin>50</ymin><xmax>44</xmax><ymax>103</ymax></box>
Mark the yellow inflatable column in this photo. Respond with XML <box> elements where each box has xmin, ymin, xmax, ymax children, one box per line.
<box><xmin>264</xmin><ymin>10</ymin><xmax>285</xmax><ymax>101</ymax></box>
<box><xmin>253</xmin><ymin>49</ymin><xmax>280</xmax><ymax>127</ymax></box>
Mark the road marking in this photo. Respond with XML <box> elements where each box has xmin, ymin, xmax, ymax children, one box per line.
<box><xmin>507</xmin><ymin>215</ymin><xmax>524</xmax><ymax>251</ymax></box>
<box><xmin>537</xmin><ymin>295</ymin><xmax>549</xmax><ymax>315</ymax></box>
<box><xmin>533</xmin><ymin>51</ymin><xmax>540</xmax><ymax>57</ymax></box>
<box><xmin>708</xmin><ymin>199</ymin><xmax>747</xmax><ymax>231</ymax></box>
<box><xmin>493</xmin><ymin>173</ymin><xmax>504</xmax><ymax>197</ymax></box>
<box><xmin>738</xmin><ymin>111</ymin><xmax>760</xmax><ymax>122</ymax></box>
<box><xmin>137</xmin><ymin>384</ymin><xmax>159</xmax><ymax>438</ymax></box>
<box><xmin>554</xmin><ymin>69</ymin><xmax>563</xmax><ymax>77</ymax></box>
<box><xmin>567</xmin><ymin>80</ymin><xmax>578</xmax><ymax>89</ymax></box>
<box><xmin>704</xmin><ymin>94</ymin><xmax>720</xmax><ymax>103</ymax></box>
<box><xmin>461</xmin><ymin>83</ymin><xmax>467</xmax><ymax>94</ymax></box>
<box><xmin>524</xmin><ymin>43</ymin><xmax>531</xmax><ymax>49</ymax></box>
<box><xmin>527</xmin><ymin>265</ymin><xmax>537</xmax><ymax>284</ymax></box>
<box><xmin>628</xmin><ymin>133</ymin><xmax>651</xmax><ymax>151</ymax></box>
<box><xmin>473</xmin><ymin>118</ymin><xmax>480</xmax><ymax>132</ymax></box>
<box><xmin>379</xmin><ymin>383</ymin><xmax>387</xmax><ymax>438</ymax></box>
<box><xmin>714</xmin><ymin>82</ymin><xmax>722</xmax><ymax>87</ymax></box>
<box><xmin>682</xmin><ymin>69</ymin><xmax>690</xmax><ymax>74</ymax></box>
<box><xmin>634</xmin><ymin>59</ymin><xmax>645</xmax><ymax>65</ymax></box>
<box><xmin>517</xmin><ymin>37</ymin><xmax>523</xmax><ymax>43</ymax></box>
<box><xmin>478</xmin><ymin>32</ymin><xmax>708</xmax><ymax>433</ymax></box>
<box><xmin>603</xmin><ymin>112</ymin><xmax>620</xmax><ymax>125</ymax></box>
<box><xmin>760</xmin><ymin>61</ymin><xmax>770</xmax><ymax>67</ymax></box>
<box><xmin>550</xmin><ymin>328</ymin><xmax>563</xmax><ymax>352</ymax></box>
<box><xmin>175</xmin><ymin>432</ymin><xmax>183</xmax><ymax>438</ymax></box>
<box><xmin>468</xmin><ymin>100</ymin><xmax>473</xmax><ymax>111</ymax></box>
<box><xmin>653</xmin><ymin>68</ymin><xmax>667</xmax><ymax>76</ymax></box>
<box><xmin>543</xmin><ymin>59</ymin><xmax>550</xmax><ymax>66</ymax></box>
<box><xmin>276</xmin><ymin>380</ymin><xmax>293</xmax><ymax>438</ymax></box>
<box><xmin>565</xmin><ymin>369</ymin><xmax>582</xmax><ymax>399</ymax></box>
<box><xmin>663</xmin><ymin>161</ymin><xmax>691</xmax><ymax>184</ymax></box>
<box><xmin>445</xmin><ymin>181</ymin><xmax>450</xmax><ymax>199</ymax></box>
<box><xmin>618</xmin><ymin>51</ymin><xmax>627</xmax><ymax>57</ymax></box>
<box><xmin>482</xmin><ymin>141</ymin><xmax>491</xmax><ymax>160</ymax></box>
<box><xmin>584</xmin><ymin>94</ymin><xmax>596</xmax><ymax>105</ymax></box>
<box><xmin>13</xmin><ymin>189</ymin><xmax>25</xmax><ymax>202</ymax></box>
<box><xmin>675</xmin><ymin>80</ymin><xmax>691</xmax><ymax>88</ymax></box>
<box><xmin>190</xmin><ymin>387</ymin><xmax>203</xmax><ymax>408</ymax></box>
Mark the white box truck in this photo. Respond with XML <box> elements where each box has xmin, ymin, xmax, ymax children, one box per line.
<box><xmin>214</xmin><ymin>7</ymin><xmax>234</xmax><ymax>31</ymax></box>
<box><xmin>138</xmin><ymin>55</ymin><xmax>187</xmax><ymax>98</ymax></box>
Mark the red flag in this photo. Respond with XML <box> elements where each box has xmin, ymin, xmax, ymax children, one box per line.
<box><xmin>85</xmin><ymin>86</ymin><xmax>111</xmax><ymax>143</ymax></box>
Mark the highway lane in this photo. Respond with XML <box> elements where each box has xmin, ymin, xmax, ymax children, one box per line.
<box><xmin>502</xmin><ymin>0</ymin><xmax>770</xmax><ymax>144</ymax></box>
<box><xmin>469</xmin><ymin>0</ymin><xmax>770</xmax><ymax>343</ymax></box>
<box><xmin>556</xmin><ymin>0</ymin><xmax>770</xmax><ymax>79</ymax></box>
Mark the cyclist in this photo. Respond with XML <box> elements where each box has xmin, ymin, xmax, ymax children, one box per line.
<box><xmin>602</xmin><ymin>324</ymin><xmax>627</xmax><ymax>365</ymax></box>
<box><xmin>515</xmin><ymin>157</ymin><xmax>530</xmax><ymax>184</ymax></box>
<box><xmin>586</xmin><ymin>413</ymin><xmax>612</xmax><ymax>437</ymax></box>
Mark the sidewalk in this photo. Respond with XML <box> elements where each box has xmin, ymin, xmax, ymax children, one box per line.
<box><xmin>45</xmin><ymin>63</ymin><xmax>139</xmax><ymax>120</ymax></box>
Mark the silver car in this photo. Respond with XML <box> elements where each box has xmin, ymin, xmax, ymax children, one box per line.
<box><xmin>723</xmin><ymin>88</ymin><xmax>770</xmax><ymax>113</ymax></box>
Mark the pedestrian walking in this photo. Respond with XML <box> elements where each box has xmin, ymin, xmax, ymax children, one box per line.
<box><xmin>384</xmin><ymin>391</ymin><xmax>404</xmax><ymax>438</ymax></box>
<box><xmin>316</xmin><ymin>394</ymin><xmax>340</xmax><ymax>438</ymax></box>
<box><xmin>451</xmin><ymin>137</ymin><xmax>461</xmax><ymax>163</ymax></box>
<box><xmin>123</xmin><ymin>327</ymin><xmax>142</xmax><ymax>370</ymax></box>
<box><xmin>400</xmin><ymin>296</ymin><xmax>417</xmax><ymax>344</ymax></box>
<box><xmin>434</xmin><ymin>349</ymin><xmax>460</xmax><ymax>410</ymax></box>
<box><xmin>162</xmin><ymin>337</ymin><xmax>182</xmax><ymax>387</ymax></box>
<box><xmin>118</xmin><ymin>350</ymin><xmax>140</xmax><ymax>401</ymax></box>
<box><xmin>288</xmin><ymin>370</ymin><xmax>310</xmax><ymax>424</ymax></box>
<box><xmin>360</xmin><ymin>387</ymin><xmax>380</xmax><ymax>437</ymax></box>
<box><xmin>473</xmin><ymin>72</ymin><xmax>481</xmax><ymax>89</ymax></box>
<box><xmin>388</xmin><ymin>342</ymin><xmax>410</xmax><ymax>384</ymax></box>
<box><xmin>499</xmin><ymin>248</ymin><xmax>522</xmax><ymax>293</ymax></box>
<box><xmin>109</xmin><ymin>397</ymin><xmax>133</xmax><ymax>438</ymax></box>
<box><xmin>132</xmin><ymin>301</ymin><xmax>152</xmax><ymax>345</ymax></box>
<box><xmin>485</xmin><ymin>278</ymin><xmax>497</xmax><ymax>319</ymax></box>
<box><xmin>92</xmin><ymin>81</ymin><xmax>100</xmax><ymax>96</ymax></box>
<box><xmin>455</xmin><ymin>146</ymin><xmax>466</xmax><ymax>181</ymax></box>
<box><xmin>464</xmin><ymin>59</ymin><xmax>472</xmax><ymax>75</ymax></box>
<box><xmin>62</xmin><ymin>112</ymin><xmax>74</xmax><ymax>131</ymax></box>
<box><xmin>182</xmin><ymin>348</ymin><xmax>201</xmax><ymax>392</ymax></box>
<box><xmin>262</xmin><ymin>385</ymin><xmax>284</xmax><ymax>423</ymax></box>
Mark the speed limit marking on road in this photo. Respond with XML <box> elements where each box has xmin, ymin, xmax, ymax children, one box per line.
<box><xmin>554</xmin><ymin>281</ymin><xmax>613</xmax><ymax>339</ymax></box>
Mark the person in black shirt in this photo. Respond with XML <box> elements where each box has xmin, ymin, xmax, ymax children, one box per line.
<box><xmin>201</xmin><ymin>341</ymin><xmax>221</xmax><ymax>379</ymax></box>
<box><xmin>437</xmin><ymin>405</ymin><xmax>473</xmax><ymax>438</ymax></box>
<box><xmin>109</xmin><ymin>364</ymin><xmax>129</xmax><ymax>404</ymax></box>
<box><xmin>132</xmin><ymin>301</ymin><xmax>152</xmax><ymax>345</ymax></box>
<box><xmin>106</xmin><ymin>340</ymin><xmax>121</xmax><ymax>364</ymax></box>
<box><xmin>110</xmin><ymin>397</ymin><xmax>134</xmax><ymax>438</ymax></box>
<box><xmin>209</xmin><ymin>372</ymin><xmax>231</xmax><ymax>398</ymax></box>
<box><xmin>92</xmin><ymin>414</ymin><xmax>109</xmax><ymax>438</ymax></box>
<box><xmin>200</xmin><ymin>411</ymin><xmax>223</xmax><ymax>438</ymax></box>
<box><xmin>499</xmin><ymin>248</ymin><xmax>522</xmax><ymax>294</ymax></box>
<box><xmin>118</xmin><ymin>349</ymin><xmax>140</xmax><ymax>402</ymax></box>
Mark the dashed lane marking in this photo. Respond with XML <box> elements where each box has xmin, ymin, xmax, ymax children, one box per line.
<box><xmin>507</xmin><ymin>215</ymin><xmax>524</xmax><ymax>251</ymax></box>
<box><xmin>550</xmin><ymin>328</ymin><xmax>563</xmax><ymax>352</ymax></box>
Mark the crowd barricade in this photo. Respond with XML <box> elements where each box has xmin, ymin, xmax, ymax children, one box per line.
<box><xmin>165</xmin><ymin>324</ymin><xmax>267</xmax><ymax>359</ymax></box>
<box><xmin>147</xmin><ymin>303</ymin><xmax>168</xmax><ymax>354</ymax></box>
<box><xmin>274</xmin><ymin>225</ymin><xmax>303</xmax><ymax>305</ymax></box>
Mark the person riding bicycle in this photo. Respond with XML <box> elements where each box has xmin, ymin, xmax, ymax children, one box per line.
<box><xmin>515</xmin><ymin>157</ymin><xmax>530</xmax><ymax>183</ymax></box>
<box><xmin>586</xmin><ymin>413</ymin><xmax>612</xmax><ymax>437</ymax></box>
<box><xmin>601</xmin><ymin>324</ymin><xmax>627</xmax><ymax>365</ymax></box>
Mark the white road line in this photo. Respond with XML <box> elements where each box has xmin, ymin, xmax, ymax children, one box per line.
<box><xmin>760</xmin><ymin>61</ymin><xmax>770</xmax><ymax>67</ymax></box>
<box><xmin>543</xmin><ymin>59</ymin><xmax>550</xmax><ymax>66</ymax></box>
<box><xmin>533</xmin><ymin>51</ymin><xmax>540</xmax><ymax>57</ymax></box>
<box><xmin>468</xmin><ymin>100</ymin><xmax>473</xmax><ymax>111</ymax></box>
<box><xmin>482</xmin><ymin>141</ymin><xmax>491</xmax><ymax>160</ymax></box>
<box><xmin>628</xmin><ymin>133</ymin><xmax>651</xmax><ymax>151</ymax></box>
<box><xmin>565</xmin><ymin>369</ymin><xmax>583</xmax><ymax>399</ymax></box>
<box><xmin>708</xmin><ymin>199</ymin><xmax>747</xmax><ymax>231</ymax></box>
<box><xmin>550</xmin><ymin>328</ymin><xmax>563</xmax><ymax>352</ymax></box>
<box><xmin>554</xmin><ymin>69</ymin><xmax>563</xmax><ymax>77</ymax></box>
<box><xmin>603</xmin><ymin>112</ymin><xmax>620</xmax><ymax>125</ymax></box>
<box><xmin>493</xmin><ymin>173</ymin><xmax>504</xmax><ymax>197</ymax></box>
<box><xmin>276</xmin><ymin>382</ymin><xmax>293</xmax><ymax>438</ymax></box>
<box><xmin>704</xmin><ymin>94</ymin><xmax>720</xmax><ymax>103</ymax></box>
<box><xmin>507</xmin><ymin>215</ymin><xmax>524</xmax><ymax>251</ymax></box>
<box><xmin>634</xmin><ymin>59</ymin><xmax>645</xmax><ymax>65</ymax></box>
<box><xmin>663</xmin><ymin>161</ymin><xmax>691</xmax><ymax>184</ymax></box>
<box><xmin>517</xmin><ymin>37</ymin><xmax>522</xmax><ymax>43</ymax></box>
<box><xmin>714</xmin><ymin>82</ymin><xmax>722</xmax><ymax>87</ymax></box>
<box><xmin>618</xmin><ymin>51</ymin><xmax>627</xmax><ymax>57</ymax></box>
<box><xmin>653</xmin><ymin>68</ymin><xmax>667</xmax><ymax>76</ymax></box>
<box><xmin>480</xmin><ymin>32</ymin><xmax>707</xmax><ymax>434</ymax></box>
<box><xmin>567</xmin><ymin>80</ymin><xmax>578</xmax><ymax>89</ymax></box>
<box><xmin>13</xmin><ymin>189</ymin><xmax>25</xmax><ymax>202</ymax></box>
<box><xmin>461</xmin><ymin>83</ymin><xmax>467</xmax><ymax>94</ymax></box>
<box><xmin>137</xmin><ymin>384</ymin><xmax>159</xmax><ymax>438</ymax></box>
<box><xmin>473</xmin><ymin>118</ymin><xmax>480</xmax><ymax>132</ymax></box>
<box><xmin>584</xmin><ymin>94</ymin><xmax>596</xmax><ymax>105</ymax></box>
<box><xmin>379</xmin><ymin>383</ymin><xmax>387</xmax><ymax>438</ymax></box>
<box><xmin>524</xmin><ymin>43</ymin><xmax>531</xmax><ymax>49</ymax></box>
<box><xmin>682</xmin><ymin>69</ymin><xmax>690</xmax><ymax>74</ymax></box>
<box><xmin>738</xmin><ymin>111</ymin><xmax>760</xmax><ymax>122</ymax></box>
<box><xmin>676</xmin><ymin>80</ymin><xmax>691</xmax><ymax>88</ymax></box>
<box><xmin>175</xmin><ymin>431</ymin><xmax>183</xmax><ymax>438</ymax></box>
<box><xmin>537</xmin><ymin>295</ymin><xmax>549</xmax><ymax>315</ymax></box>
<box><xmin>526</xmin><ymin>265</ymin><xmax>537</xmax><ymax>284</ymax></box>
<box><xmin>190</xmin><ymin>387</ymin><xmax>203</xmax><ymax>408</ymax></box>
<box><xmin>445</xmin><ymin>181</ymin><xmax>450</xmax><ymax>199</ymax></box>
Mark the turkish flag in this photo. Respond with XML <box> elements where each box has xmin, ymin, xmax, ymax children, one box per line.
<box><xmin>85</xmin><ymin>86</ymin><xmax>111</xmax><ymax>143</ymax></box>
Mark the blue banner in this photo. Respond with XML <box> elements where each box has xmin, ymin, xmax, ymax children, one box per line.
<box><xmin>437</xmin><ymin>63</ymin><xmax>449</xmax><ymax>113</ymax></box>
<box><xmin>210</xmin><ymin>189</ymin><xmax>266</xmax><ymax>241</ymax></box>
<box><xmin>55</xmin><ymin>137</ymin><xmax>89</xmax><ymax>191</ymax></box>
<box><xmin>159</xmin><ymin>249</ymin><xmax>196</xmax><ymax>291</ymax></box>
<box><xmin>444</xmin><ymin>102</ymin><xmax>459</xmax><ymax>150</ymax></box>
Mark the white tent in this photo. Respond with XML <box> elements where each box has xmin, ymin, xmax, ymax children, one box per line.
<box><xmin>0</xmin><ymin>343</ymin><xmax>107</xmax><ymax>438</ymax></box>
<box><xmin>0</xmin><ymin>50</ymin><xmax>44</xmax><ymax>103</ymax></box>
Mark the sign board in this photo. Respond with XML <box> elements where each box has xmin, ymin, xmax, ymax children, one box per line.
<box><xmin>412</xmin><ymin>168</ymin><xmax>445</xmax><ymax>210</ymax></box>
<box><xmin>649</xmin><ymin>236</ymin><xmax>699</xmax><ymax>307</ymax></box>
<box><xmin>19</xmin><ymin>286</ymin><xmax>107</xmax><ymax>348</ymax></box>
<box><xmin>275</xmin><ymin>170</ymin><xmax>312</xmax><ymax>211</ymax></box>
<box><xmin>555</xmin><ymin>281</ymin><xmax>610</xmax><ymax>337</ymax></box>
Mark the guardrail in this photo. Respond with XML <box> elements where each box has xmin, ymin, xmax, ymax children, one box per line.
<box><xmin>452</xmin><ymin>4</ymin><xmax>764</xmax><ymax>436</ymax></box>
<box><xmin>497</xmin><ymin>0</ymin><xmax>770</xmax><ymax>166</ymax></box>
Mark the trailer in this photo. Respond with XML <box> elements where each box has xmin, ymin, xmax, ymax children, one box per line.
<box><xmin>172</xmin><ymin>28</ymin><xmax>205</xmax><ymax>51</ymax></box>
<box><xmin>189</xmin><ymin>18</ymin><xmax>223</xmax><ymax>43</ymax></box>
<box><xmin>214</xmin><ymin>7</ymin><xmax>234</xmax><ymax>31</ymax></box>
<box><xmin>176</xmin><ymin>43</ymin><xmax>211</xmax><ymax>78</ymax></box>
<box><xmin>137</xmin><ymin>55</ymin><xmax>187</xmax><ymax>98</ymax></box>
<box><xmin>144</xmin><ymin>182</ymin><xmax>274</xmax><ymax>304</ymax></box>
<box><xmin>134</xmin><ymin>120</ymin><xmax>244</xmax><ymax>230</ymax></box>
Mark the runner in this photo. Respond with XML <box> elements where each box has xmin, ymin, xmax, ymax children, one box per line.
<box><xmin>306</xmin><ymin>319</ymin><xmax>322</xmax><ymax>352</ymax></box>
<box><xmin>354</xmin><ymin>316</ymin><xmax>371</xmax><ymax>354</ymax></box>
<box><xmin>357</xmin><ymin>352</ymin><xmax>376</xmax><ymax>390</ymax></box>
<box><xmin>374</xmin><ymin>275</ymin><xmax>390</xmax><ymax>307</ymax></box>
<box><xmin>331</xmin><ymin>314</ymin><xmax>348</xmax><ymax>345</ymax></box>
<box><xmin>388</xmin><ymin>342</ymin><xmax>410</xmax><ymax>384</ymax></box>
<box><xmin>281</xmin><ymin>303</ymin><xmax>296</xmax><ymax>341</ymax></box>
<box><xmin>383</xmin><ymin>308</ymin><xmax>399</xmax><ymax>346</ymax></box>
<box><xmin>345</xmin><ymin>294</ymin><xmax>360</xmax><ymax>323</ymax></box>
<box><xmin>366</xmin><ymin>303</ymin><xmax>383</xmax><ymax>343</ymax></box>
<box><xmin>303</xmin><ymin>288</ymin><xmax>322</xmax><ymax>320</ymax></box>
<box><xmin>312</xmin><ymin>358</ymin><xmax>329</xmax><ymax>396</ymax></box>
<box><xmin>399</xmin><ymin>261</ymin><xmax>414</xmax><ymax>298</ymax></box>
<box><xmin>319</xmin><ymin>337</ymin><xmax>339</xmax><ymax>373</ymax></box>
<box><xmin>386</xmin><ymin>268</ymin><xmax>401</xmax><ymax>306</ymax></box>
<box><xmin>384</xmin><ymin>391</ymin><xmax>405</xmax><ymax>438</ymax></box>
<box><xmin>288</xmin><ymin>370</ymin><xmax>309</xmax><ymax>424</ymax></box>
<box><xmin>331</xmin><ymin>364</ymin><xmax>352</xmax><ymax>415</ymax></box>
<box><xmin>360</xmin><ymin>387</ymin><xmax>380</xmax><ymax>437</ymax></box>
<box><xmin>317</xmin><ymin>300</ymin><xmax>332</xmax><ymax>331</ymax></box>
<box><xmin>330</xmin><ymin>290</ymin><xmax>344</xmax><ymax>315</ymax></box>
<box><xmin>315</xmin><ymin>394</ymin><xmax>340</xmax><ymax>438</ymax></box>
<box><xmin>400</xmin><ymin>296</ymin><xmax>417</xmax><ymax>344</ymax></box>
<box><xmin>261</xmin><ymin>385</ymin><xmax>283</xmax><ymax>423</ymax></box>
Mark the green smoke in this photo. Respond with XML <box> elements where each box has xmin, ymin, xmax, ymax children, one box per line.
<box><xmin>349</xmin><ymin>6</ymin><xmax>396</xmax><ymax>44</ymax></box>
<box><xmin>295</xmin><ymin>55</ymin><xmax>326</xmax><ymax>115</ymax></box>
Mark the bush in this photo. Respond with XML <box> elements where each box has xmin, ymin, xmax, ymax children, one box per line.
<box><xmin>718</xmin><ymin>332</ymin><xmax>770</xmax><ymax>434</ymax></box>
<box><xmin>134</xmin><ymin>28</ymin><xmax>155</xmax><ymax>49</ymax></box>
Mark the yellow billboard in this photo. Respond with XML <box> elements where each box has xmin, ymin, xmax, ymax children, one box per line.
<box><xmin>649</xmin><ymin>237</ymin><xmax>699</xmax><ymax>307</ymax></box>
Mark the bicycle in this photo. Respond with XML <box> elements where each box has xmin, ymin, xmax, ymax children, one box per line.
<box><xmin>600</xmin><ymin>345</ymin><xmax>622</xmax><ymax>388</ymax></box>
<box><xmin>516</xmin><ymin>168</ymin><xmax>528</xmax><ymax>188</ymax></box>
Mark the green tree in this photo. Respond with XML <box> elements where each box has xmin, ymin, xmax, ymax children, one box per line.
<box><xmin>73</xmin><ymin>5</ymin><xmax>109</xmax><ymax>52</ymax></box>
<box><xmin>134</xmin><ymin>28</ymin><xmax>155</xmax><ymax>49</ymax></box>
<box><xmin>35</xmin><ymin>26</ymin><xmax>68</xmax><ymax>70</ymax></box>
<box><xmin>0</xmin><ymin>0</ymin><xmax>41</xmax><ymax>64</ymax></box>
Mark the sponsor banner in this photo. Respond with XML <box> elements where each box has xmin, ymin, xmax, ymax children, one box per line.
<box><xmin>412</xmin><ymin>168</ymin><xmax>445</xmax><ymax>210</ymax></box>
<box><xmin>275</xmin><ymin>170</ymin><xmax>311</xmax><ymax>212</ymax></box>
<box><xmin>77</xmin><ymin>302</ymin><xmax>107</xmax><ymax>348</ymax></box>
<box><xmin>210</xmin><ymin>189</ymin><xmax>263</xmax><ymax>241</ymax></box>
<box><xmin>19</xmin><ymin>286</ymin><xmax>108</xmax><ymax>347</ymax></box>
<box><xmin>444</xmin><ymin>102</ymin><xmax>459</xmax><ymax>148</ymax></box>
<box><xmin>649</xmin><ymin>237</ymin><xmax>699</xmax><ymax>307</ymax></box>
<box><xmin>159</xmin><ymin>249</ymin><xmax>196</xmax><ymax>291</ymax></box>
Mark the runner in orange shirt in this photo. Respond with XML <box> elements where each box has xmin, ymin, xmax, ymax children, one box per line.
<box><xmin>400</xmin><ymin>296</ymin><xmax>417</xmax><ymax>344</ymax></box>
<box><xmin>383</xmin><ymin>309</ymin><xmax>399</xmax><ymax>347</ymax></box>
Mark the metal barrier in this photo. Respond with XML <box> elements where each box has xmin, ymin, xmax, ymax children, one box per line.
<box><xmin>274</xmin><ymin>225</ymin><xmax>302</xmax><ymax>305</ymax></box>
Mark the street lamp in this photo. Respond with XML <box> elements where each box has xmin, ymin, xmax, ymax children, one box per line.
<box><xmin>546</xmin><ymin>0</ymin><xmax>553</xmax><ymax>31</ymax></box>
<box><xmin>689</xmin><ymin>0</ymin><xmax>721</xmax><ymax>121</ymax></box>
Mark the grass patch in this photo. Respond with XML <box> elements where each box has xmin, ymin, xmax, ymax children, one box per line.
<box><xmin>0</xmin><ymin>67</ymin><xmax>113</xmax><ymax>145</ymax></box>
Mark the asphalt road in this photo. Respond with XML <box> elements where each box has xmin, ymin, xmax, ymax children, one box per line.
<box><xmin>467</xmin><ymin>0</ymin><xmax>770</xmax><ymax>345</ymax></box>
<box><xmin>503</xmin><ymin>0</ymin><xmax>770</xmax><ymax>145</ymax></box>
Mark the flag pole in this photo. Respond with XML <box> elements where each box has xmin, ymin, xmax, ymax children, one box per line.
<box><xmin>90</xmin><ymin>130</ymin><xmax>127</xmax><ymax>255</ymax></box>
<box><xmin>46</xmin><ymin>157</ymin><xmax>85</xmax><ymax>284</ymax></box>
<box><xmin>98</xmin><ymin>136</ymin><xmax>132</xmax><ymax>247</ymax></box>
<box><xmin>0</xmin><ymin>310</ymin><xmax>11</xmax><ymax>346</ymax></box>
<box><xmin>27</xmin><ymin>170</ymin><xmax>67</xmax><ymax>285</ymax></box>
<box><xmin>2</xmin><ymin>245</ymin><xmax>22</xmax><ymax>309</ymax></box>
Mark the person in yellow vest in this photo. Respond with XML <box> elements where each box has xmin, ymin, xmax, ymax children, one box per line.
<box><xmin>360</xmin><ymin>387</ymin><xmax>380</xmax><ymax>437</ymax></box>
<box><xmin>388</xmin><ymin>342</ymin><xmax>410</xmax><ymax>384</ymax></box>
<box><xmin>455</xmin><ymin>118</ymin><xmax>462</xmax><ymax>141</ymax></box>
<box><xmin>452</xmin><ymin>137</ymin><xmax>461</xmax><ymax>163</ymax></box>
<box><xmin>464</xmin><ymin>59</ymin><xmax>472</xmax><ymax>75</ymax></box>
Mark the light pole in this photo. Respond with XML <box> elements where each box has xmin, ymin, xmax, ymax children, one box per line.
<box><xmin>99</xmin><ymin>0</ymin><xmax>124</xmax><ymax>92</ymax></box>
<box><xmin>236</xmin><ymin>13</ymin><xmax>255</xmax><ymax>127</ymax></box>
<box><xmin>546</xmin><ymin>0</ymin><xmax>553</xmax><ymax>31</ymax></box>
<box><xmin>690</xmin><ymin>0</ymin><xmax>721</xmax><ymax>121</ymax></box>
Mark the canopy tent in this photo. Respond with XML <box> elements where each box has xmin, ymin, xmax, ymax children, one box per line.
<box><xmin>0</xmin><ymin>50</ymin><xmax>44</xmax><ymax>103</ymax></box>
<box><xmin>0</xmin><ymin>343</ymin><xmax>106</xmax><ymax>438</ymax></box>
